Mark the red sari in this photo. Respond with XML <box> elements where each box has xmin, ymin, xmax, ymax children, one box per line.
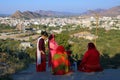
<box><xmin>52</xmin><ymin>46</ymin><xmax>70</xmax><ymax>75</ymax></box>
<box><xmin>36</xmin><ymin>37</ymin><xmax>46</xmax><ymax>72</ymax></box>
<box><xmin>78</xmin><ymin>42</ymin><xmax>103</xmax><ymax>72</ymax></box>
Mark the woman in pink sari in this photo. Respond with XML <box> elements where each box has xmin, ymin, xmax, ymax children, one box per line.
<box><xmin>48</xmin><ymin>34</ymin><xmax>58</xmax><ymax>67</ymax></box>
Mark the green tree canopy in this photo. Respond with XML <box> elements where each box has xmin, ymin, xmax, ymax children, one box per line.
<box><xmin>56</xmin><ymin>33</ymin><xmax>70</xmax><ymax>49</ymax></box>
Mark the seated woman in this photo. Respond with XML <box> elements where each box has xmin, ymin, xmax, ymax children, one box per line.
<box><xmin>52</xmin><ymin>45</ymin><xmax>70</xmax><ymax>75</ymax></box>
<box><xmin>78</xmin><ymin>42</ymin><xmax>103</xmax><ymax>72</ymax></box>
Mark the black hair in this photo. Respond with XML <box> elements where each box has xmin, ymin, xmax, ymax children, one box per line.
<box><xmin>41</xmin><ymin>31</ymin><xmax>48</xmax><ymax>37</ymax></box>
<box><xmin>88</xmin><ymin>42</ymin><xmax>96</xmax><ymax>49</ymax></box>
<box><xmin>48</xmin><ymin>34</ymin><xmax>55</xmax><ymax>40</ymax></box>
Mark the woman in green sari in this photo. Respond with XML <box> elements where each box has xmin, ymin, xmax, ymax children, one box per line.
<box><xmin>52</xmin><ymin>45</ymin><xmax>70</xmax><ymax>75</ymax></box>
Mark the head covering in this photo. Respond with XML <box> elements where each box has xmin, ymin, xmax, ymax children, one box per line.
<box><xmin>48</xmin><ymin>34</ymin><xmax>58</xmax><ymax>67</ymax></box>
<box><xmin>56</xmin><ymin>45</ymin><xmax>65</xmax><ymax>53</ymax></box>
<box><xmin>88</xmin><ymin>42</ymin><xmax>96</xmax><ymax>50</ymax></box>
<box><xmin>49</xmin><ymin>34</ymin><xmax>55</xmax><ymax>41</ymax></box>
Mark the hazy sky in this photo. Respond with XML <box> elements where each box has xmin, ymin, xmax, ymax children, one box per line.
<box><xmin>0</xmin><ymin>0</ymin><xmax>120</xmax><ymax>14</ymax></box>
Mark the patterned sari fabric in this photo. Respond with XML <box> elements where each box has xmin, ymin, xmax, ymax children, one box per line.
<box><xmin>52</xmin><ymin>46</ymin><xmax>70</xmax><ymax>75</ymax></box>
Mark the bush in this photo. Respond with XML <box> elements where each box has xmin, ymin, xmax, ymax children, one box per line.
<box><xmin>0</xmin><ymin>39</ymin><xmax>31</xmax><ymax>78</ymax></box>
<box><xmin>0</xmin><ymin>75</ymin><xmax>12</xmax><ymax>80</ymax></box>
<box><xmin>56</xmin><ymin>33</ymin><xmax>70</xmax><ymax>49</ymax></box>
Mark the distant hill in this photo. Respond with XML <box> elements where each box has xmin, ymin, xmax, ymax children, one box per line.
<box><xmin>11</xmin><ymin>10</ymin><xmax>79</xmax><ymax>19</ymax></box>
<box><xmin>82</xmin><ymin>6</ymin><xmax>120</xmax><ymax>17</ymax></box>
<box><xmin>82</xmin><ymin>9</ymin><xmax>105</xmax><ymax>15</ymax></box>
<box><xmin>35</xmin><ymin>10</ymin><xmax>78</xmax><ymax>17</ymax></box>
<box><xmin>11</xmin><ymin>10</ymin><xmax>41</xmax><ymax>19</ymax></box>
<box><xmin>100</xmin><ymin>6</ymin><xmax>120</xmax><ymax>17</ymax></box>
<box><xmin>11</xmin><ymin>6</ymin><xmax>120</xmax><ymax>19</ymax></box>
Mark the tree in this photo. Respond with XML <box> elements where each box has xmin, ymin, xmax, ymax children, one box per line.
<box><xmin>56</xmin><ymin>33</ymin><xmax>70</xmax><ymax>49</ymax></box>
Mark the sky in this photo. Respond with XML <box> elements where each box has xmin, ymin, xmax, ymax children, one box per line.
<box><xmin>0</xmin><ymin>0</ymin><xmax>120</xmax><ymax>14</ymax></box>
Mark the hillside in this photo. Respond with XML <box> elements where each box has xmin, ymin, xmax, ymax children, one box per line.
<box><xmin>82</xmin><ymin>6</ymin><xmax>120</xmax><ymax>17</ymax></box>
<box><xmin>11</xmin><ymin>10</ymin><xmax>76</xmax><ymax>19</ymax></box>
<box><xmin>35</xmin><ymin>10</ymin><xmax>77</xmax><ymax>17</ymax></box>
<box><xmin>10</xmin><ymin>6</ymin><xmax>120</xmax><ymax>19</ymax></box>
<box><xmin>100</xmin><ymin>6</ymin><xmax>120</xmax><ymax>17</ymax></box>
<box><xmin>11</xmin><ymin>10</ymin><xmax>41</xmax><ymax>19</ymax></box>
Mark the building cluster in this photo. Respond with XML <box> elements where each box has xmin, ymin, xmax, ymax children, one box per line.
<box><xmin>0</xmin><ymin>15</ymin><xmax>120</xmax><ymax>31</ymax></box>
<box><xmin>0</xmin><ymin>16</ymin><xmax>120</xmax><ymax>40</ymax></box>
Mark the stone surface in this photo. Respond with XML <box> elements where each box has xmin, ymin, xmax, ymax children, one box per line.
<box><xmin>12</xmin><ymin>64</ymin><xmax>120</xmax><ymax>80</ymax></box>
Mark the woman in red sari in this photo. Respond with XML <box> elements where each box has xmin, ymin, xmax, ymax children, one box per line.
<box><xmin>52</xmin><ymin>45</ymin><xmax>70</xmax><ymax>75</ymax></box>
<box><xmin>36</xmin><ymin>31</ymin><xmax>48</xmax><ymax>72</ymax></box>
<box><xmin>78</xmin><ymin>42</ymin><xmax>103</xmax><ymax>72</ymax></box>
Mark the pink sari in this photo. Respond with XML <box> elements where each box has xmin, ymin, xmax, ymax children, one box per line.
<box><xmin>48</xmin><ymin>34</ymin><xmax>58</xmax><ymax>67</ymax></box>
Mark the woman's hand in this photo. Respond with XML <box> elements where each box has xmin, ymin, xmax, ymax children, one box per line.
<box><xmin>40</xmin><ymin>50</ymin><xmax>45</xmax><ymax>54</ymax></box>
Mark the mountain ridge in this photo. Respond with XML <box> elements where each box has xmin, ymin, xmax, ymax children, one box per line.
<box><xmin>10</xmin><ymin>6</ymin><xmax>120</xmax><ymax>19</ymax></box>
<box><xmin>82</xmin><ymin>6</ymin><xmax>120</xmax><ymax>17</ymax></box>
